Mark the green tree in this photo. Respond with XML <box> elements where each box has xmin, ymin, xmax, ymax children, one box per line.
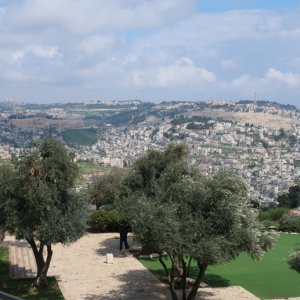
<box><xmin>278</xmin><ymin>185</ymin><xmax>300</xmax><ymax>208</ymax></box>
<box><xmin>279</xmin><ymin>128</ymin><xmax>285</xmax><ymax>137</ymax></box>
<box><xmin>0</xmin><ymin>139</ymin><xmax>87</xmax><ymax>288</ymax></box>
<box><xmin>0</xmin><ymin>164</ymin><xmax>15</xmax><ymax>242</ymax></box>
<box><xmin>89</xmin><ymin>169</ymin><xmax>126</xmax><ymax>210</ymax></box>
<box><xmin>118</xmin><ymin>144</ymin><xmax>277</xmax><ymax>300</ymax></box>
<box><xmin>288</xmin><ymin>249</ymin><xmax>300</xmax><ymax>273</ymax></box>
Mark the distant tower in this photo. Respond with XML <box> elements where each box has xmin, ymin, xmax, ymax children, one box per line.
<box><xmin>253</xmin><ymin>91</ymin><xmax>257</xmax><ymax>106</ymax></box>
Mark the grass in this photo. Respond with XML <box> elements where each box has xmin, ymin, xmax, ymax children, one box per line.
<box><xmin>139</xmin><ymin>234</ymin><xmax>300</xmax><ymax>299</ymax></box>
<box><xmin>0</xmin><ymin>244</ymin><xmax>64</xmax><ymax>300</ymax></box>
<box><xmin>75</xmin><ymin>161</ymin><xmax>111</xmax><ymax>187</ymax></box>
<box><xmin>62</xmin><ymin>128</ymin><xmax>98</xmax><ymax>145</ymax></box>
<box><xmin>77</xmin><ymin>161</ymin><xmax>110</xmax><ymax>175</ymax></box>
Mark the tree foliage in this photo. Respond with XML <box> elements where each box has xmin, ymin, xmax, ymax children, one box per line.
<box><xmin>288</xmin><ymin>249</ymin><xmax>300</xmax><ymax>273</ymax></box>
<box><xmin>89</xmin><ymin>169</ymin><xmax>126</xmax><ymax>210</ymax></box>
<box><xmin>0</xmin><ymin>164</ymin><xmax>15</xmax><ymax>242</ymax></box>
<box><xmin>259</xmin><ymin>207</ymin><xmax>289</xmax><ymax>222</ymax></box>
<box><xmin>278</xmin><ymin>185</ymin><xmax>300</xmax><ymax>208</ymax></box>
<box><xmin>0</xmin><ymin>138</ymin><xmax>87</xmax><ymax>288</ymax></box>
<box><xmin>279</xmin><ymin>215</ymin><xmax>300</xmax><ymax>232</ymax></box>
<box><xmin>88</xmin><ymin>209</ymin><xmax>120</xmax><ymax>232</ymax></box>
<box><xmin>118</xmin><ymin>144</ymin><xmax>277</xmax><ymax>300</ymax></box>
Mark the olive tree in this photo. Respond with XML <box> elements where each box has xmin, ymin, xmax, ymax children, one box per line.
<box><xmin>118</xmin><ymin>144</ymin><xmax>277</xmax><ymax>300</ymax></box>
<box><xmin>0</xmin><ymin>139</ymin><xmax>87</xmax><ymax>288</ymax></box>
<box><xmin>89</xmin><ymin>169</ymin><xmax>126</xmax><ymax>210</ymax></box>
<box><xmin>0</xmin><ymin>164</ymin><xmax>15</xmax><ymax>242</ymax></box>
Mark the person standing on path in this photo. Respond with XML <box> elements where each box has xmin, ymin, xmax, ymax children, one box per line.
<box><xmin>119</xmin><ymin>220</ymin><xmax>130</xmax><ymax>251</ymax></box>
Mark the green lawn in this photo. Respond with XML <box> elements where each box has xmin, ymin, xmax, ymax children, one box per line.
<box><xmin>62</xmin><ymin>128</ymin><xmax>98</xmax><ymax>145</ymax></box>
<box><xmin>0</xmin><ymin>244</ymin><xmax>64</xmax><ymax>299</ymax></box>
<box><xmin>75</xmin><ymin>161</ymin><xmax>111</xmax><ymax>187</ymax></box>
<box><xmin>139</xmin><ymin>234</ymin><xmax>300</xmax><ymax>299</ymax></box>
<box><xmin>77</xmin><ymin>161</ymin><xmax>110</xmax><ymax>174</ymax></box>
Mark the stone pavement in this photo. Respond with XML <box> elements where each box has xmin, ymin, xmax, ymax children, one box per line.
<box><xmin>6</xmin><ymin>233</ymin><xmax>260</xmax><ymax>300</ymax></box>
<box><xmin>6</xmin><ymin>233</ymin><xmax>170</xmax><ymax>300</ymax></box>
<box><xmin>8</xmin><ymin>240</ymin><xmax>36</xmax><ymax>279</ymax></box>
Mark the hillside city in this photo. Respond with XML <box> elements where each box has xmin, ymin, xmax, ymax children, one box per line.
<box><xmin>0</xmin><ymin>99</ymin><xmax>299</xmax><ymax>206</ymax></box>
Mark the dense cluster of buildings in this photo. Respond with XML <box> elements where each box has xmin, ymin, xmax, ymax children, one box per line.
<box><xmin>0</xmin><ymin>100</ymin><xmax>299</xmax><ymax>205</ymax></box>
<box><xmin>75</xmin><ymin>102</ymin><xmax>300</xmax><ymax>205</ymax></box>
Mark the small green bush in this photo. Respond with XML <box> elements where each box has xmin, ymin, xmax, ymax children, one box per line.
<box><xmin>288</xmin><ymin>249</ymin><xmax>300</xmax><ymax>273</ymax></box>
<box><xmin>259</xmin><ymin>208</ymin><xmax>289</xmax><ymax>222</ymax></box>
<box><xmin>260</xmin><ymin>220</ymin><xmax>278</xmax><ymax>230</ymax></box>
<box><xmin>88</xmin><ymin>210</ymin><xmax>120</xmax><ymax>232</ymax></box>
<box><xmin>279</xmin><ymin>215</ymin><xmax>300</xmax><ymax>232</ymax></box>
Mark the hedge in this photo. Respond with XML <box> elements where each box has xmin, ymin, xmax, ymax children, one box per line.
<box><xmin>279</xmin><ymin>215</ymin><xmax>300</xmax><ymax>232</ymax></box>
<box><xmin>259</xmin><ymin>208</ymin><xmax>289</xmax><ymax>222</ymax></box>
<box><xmin>88</xmin><ymin>210</ymin><xmax>120</xmax><ymax>232</ymax></box>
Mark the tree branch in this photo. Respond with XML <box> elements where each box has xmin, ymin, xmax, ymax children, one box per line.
<box><xmin>159</xmin><ymin>254</ymin><xmax>170</xmax><ymax>281</ymax></box>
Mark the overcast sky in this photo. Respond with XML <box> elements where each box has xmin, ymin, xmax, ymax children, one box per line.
<box><xmin>0</xmin><ymin>0</ymin><xmax>300</xmax><ymax>106</ymax></box>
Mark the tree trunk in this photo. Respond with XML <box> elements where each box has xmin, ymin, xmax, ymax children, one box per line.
<box><xmin>180</xmin><ymin>258</ymin><xmax>187</xmax><ymax>300</ymax></box>
<box><xmin>0</xmin><ymin>228</ymin><xmax>5</xmax><ymax>243</ymax></box>
<box><xmin>187</xmin><ymin>261</ymin><xmax>207</xmax><ymax>300</ymax></box>
<box><xmin>26</xmin><ymin>239</ymin><xmax>53</xmax><ymax>289</ymax></box>
<box><xmin>169</xmin><ymin>255</ymin><xmax>179</xmax><ymax>300</ymax></box>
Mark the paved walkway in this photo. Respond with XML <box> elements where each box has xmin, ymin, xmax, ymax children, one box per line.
<box><xmin>7</xmin><ymin>233</ymin><xmax>169</xmax><ymax>299</ymax></box>
<box><xmin>5</xmin><ymin>233</ymin><xmax>259</xmax><ymax>300</ymax></box>
<box><xmin>8</xmin><ymin>240</ymin><xmax>36</xmax><ymax>279</ymax></box>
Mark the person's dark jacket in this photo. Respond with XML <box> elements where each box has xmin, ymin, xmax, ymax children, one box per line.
<box><xmin>119</xmin><ymin>221</ymin><xmax>129</xmax><ymax>236</ymax></box>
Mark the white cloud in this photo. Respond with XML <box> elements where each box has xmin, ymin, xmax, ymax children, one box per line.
<box><xmin>132</xmin><ymin>57</ymin><xmax>216</xmax><ymax>88</ymax></box>
<box><xmin>265</xmin><ymin>68</ymin><xmax>300</xmax><ymax>87</ymax></box>
<box><xmin>11</xmin><ymin>50</ymin><xmax>25</xmax><ymax>63</ymax></box>
<box><xmin>221</xmin><ymin>59</ymin><xmax>237</xmax><ymax>69</ymax></box>
<box><xmin>3</xmin><ymin>69</ymin><xmax>28</xmax><ymax>81</ymax></box>
<box><xmin>0</xmin><ymin>1</ymin><xmax>300</xmax><ymax>105</ymax></box>
<box><xmin>231</xmin><ymin>68</ymin><xmax>300</xmax><ymax>90</ymax></box>
<box><xmin>26</xmin><ymin>45</ymin><xmax>59</xmax><ymax>58</ymax></box>
<box><xmin>79</xmin><ymin>35</ymin><xmax>123</xmax><ymax>55</ymax></box>
<box><xmin>5</xmin><ymin>0</ymin><xmax>196</xmax><ymax>34</ymax></box>
<box><xmin>9</xmin><ymin>45</ymin><xmax>59</xmax><ymax>64</ymax></box>
<box><xmin>226</xmin><ymin>68</ymin><xmax>300</xmax><ymax>101</ymax></box>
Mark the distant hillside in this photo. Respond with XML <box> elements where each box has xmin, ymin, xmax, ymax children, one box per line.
<box><xmin>62</xmin><ymin>128</ymin><xmax>98</xmax><ymax>146</ymax></box>
<box><xmin>237</xmin><ymin>100</ymin><xmax>298</xmax><ymax>111</ymax></box>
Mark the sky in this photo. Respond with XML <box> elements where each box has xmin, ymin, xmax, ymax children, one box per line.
<box><xmin>0</xmin><ymin>0</ymin><xmax>300</xmax><ymax>106</ymax></box>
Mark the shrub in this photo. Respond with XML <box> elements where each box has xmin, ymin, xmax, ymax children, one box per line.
<box><xmin>288</xmin><ymin>249</ymin><xmax>300</xmax><ymax>273</ymax></box>
<box><xmin>279</xmin><ymin>215</ymin><xmax>300</xmax><ymax>232</ymax></box>
<box><xmin>260</xmin><ymin>220</ymin><xmax>278</xmax><ymax>230</ymax></box>
<box><xmin>259</xmin><ymin>208</ymin><xmax>289</xmax><ymax>222</ymax></box>
<box><xmin>88</xmin><ymin>210</ymin><xmax>120</xmax><ymax>232</ymax></box>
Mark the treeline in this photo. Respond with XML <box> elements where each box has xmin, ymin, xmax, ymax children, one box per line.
<box><xmin>9</xmin><ymin>113</ymin><xmax>60</xmax><ymax>120</ymax></box>
<box><xmin>171</xmin><ymin>115</ymin><xmax>212</xmax><ymax>125</ymax></box>
<box><xmin>259</xmin><ymin>185</ymin><xmax>300</xmax><ymax>232</ymax></box>
<box><xmin>85</xmin><ymin>101</ymin><xmax>154</xmax><ymax>110</ymax></box>
<box><xmin>186</xmin><ymin>122</ymin><xmax>213</xmax><ymax>130</ymax></box>
<box><xmin>278</xmin><ymin>185</ymin><xmax>300</xmax><ymax>209</ymax></box>
<box><xmin>106</xmin><ymin>109</ymin><xmax>147</xmax><ymax>126</ymax></box>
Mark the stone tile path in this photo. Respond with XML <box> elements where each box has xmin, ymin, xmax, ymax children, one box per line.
<box><xmin>6</xmin><ymin>233</ymin><xmax>170</xmax><ymax>300</ymax></box>
<box><xmin>9</xmin><ymin>240</ymin><xmax>36</xmax><ymax>279</ymax></box>
<box><xmin>5</xmin><ymin>233</ymin><xmax>260</xmax><ymax>300</ymax></box>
